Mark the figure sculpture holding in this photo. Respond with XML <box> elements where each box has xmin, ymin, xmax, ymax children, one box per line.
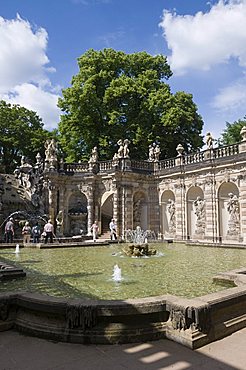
<box><xmin>167</xmin><ymin>199</ymin><xmax>176</xmax><ymax>233</ymax></box>
<box><xmin>193</xmin><ymin>196</ymin><xmax>205</xmax><ymax>234</ymax></box>
<box><xmin>45</xmin><ymin>139</ymin><xmax>58</xmax><ymax>170</ymax></box>
<box><xmin>148</xmin><ymin>144</ymin><xmax>155</xmax><ymax>162</ymax></box>
<box><xmin>89</xmin><ymin>146</ymin><xmax>98</xmax><ymax>163</ymax></box>
<box><xmin>206</xmin><ymin>132</ymin><xmax>214</xmax><ymax>149</ymax></box>
<box><xmin>227</xmin><ymin>193</ymin><xmax>239</xmax><ymax>222</ymax></box>
<box><xmin>154</xmin><ymin>144</ymin><xmax>161</xmax><ymax>161</ymax></box>
<box><xmin>117</xmin><ymin>139</ymin><xmax>124</xmax><ymax>158</ymax></box>
<box><xmin>123</xmin><ymin>139</ymin><xmax>130</xmax><ymax>158</ymax></box>
<box><xmin>227</xmin><ymin>193</ymin><xmax>240</xmax><ymax>236</ymax></box>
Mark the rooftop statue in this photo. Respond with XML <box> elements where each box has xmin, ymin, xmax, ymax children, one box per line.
<box><xmin>113</xmin><ymin>139</ymin><xmax>130</xmax><ymax>159</ymax></box>
<box><xmin>206</xmin><ymin>132</ymin><xmax>214</xmax><ymax>149</ymax></box>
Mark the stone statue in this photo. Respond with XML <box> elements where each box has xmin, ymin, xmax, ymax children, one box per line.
<box><xmin>193</xmin><ymin>196</ymin><xmax>205</xmax><ymax>234</ymax></box>
<box><xmin>114</xmin><ymin>139</ymin><xmax>130</xmax><ymax>159</ymax></box>
<box><xmin>206</xmin><ymin>132</ymin><xmax>214</xmax><ymax>149</ymax></box>
<box><xmin>45</xmin><ymin>139</ymin><xmax>58</xmax><ymax>170</ymax></box>
<box><xmin>167</xmin><ymin>199</ymin><xmax>176</xmax><ymax>233</ymax></box>
<box><xmin>227</xmin><ymin>193</ymin><xmax>240</xmax><ymax>237</ymax></box>
<box><xmin>89</xmin><ymin>146</ymin><xmax>98</xmax><ymax>163</ymax></box>
<box><xmin>154</xmin><ymin>144</ymin><xmax>161</xmax><ymax>161</ymax></box>
<box><xmin>117</xmin><ymin>139</ymin><xmax>124</xmax><ymax>158</ymax></box>
<box><xmin>148</xmin><ymin>144</ymin><xmax>155</xmax><ymax>162</ymax></box>
<box><xmin>123</xmin><ymin>139</ymin><xmax>130</xmax><ymax>158</ymax></box>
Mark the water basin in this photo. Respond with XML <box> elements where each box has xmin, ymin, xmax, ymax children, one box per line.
<box><xmin>0</xmin><ymin>243</ymin><xmax>245</xmax><ymax>300</ymax></box>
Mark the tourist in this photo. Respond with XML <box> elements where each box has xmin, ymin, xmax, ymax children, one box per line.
<box><xmin>91</xmin><ymin>221</ymin><xmax>99</xmax><ymax>242</ymax></box>
<box><xmin>43</xmin><ymin>219</ymin><xmax>54</xmax><ymax>244</ymax></box>
<box><xmin>22</xmin><ymin>221</ymin><xmax>32</xmax><ymax>245</ymax></box>
<box><xmin>109</xmin><ymin>218</ymin><xmax>117</xmax><ymax>240</ymax></box>
<box><xmin>4</xmin><ymin>217</ymin><xmax>14</xmax><ymax>243</ymax></box>
<box><xmin>32</xmin><ymin>222</ymin><xmax>41</xmax><ymax>243</ymax></box>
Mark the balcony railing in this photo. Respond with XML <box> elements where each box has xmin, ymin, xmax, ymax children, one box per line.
<box><xmin>61</xmin><ymin>143</ymin><xmax>240</xmax><ymax>175</ymax></box>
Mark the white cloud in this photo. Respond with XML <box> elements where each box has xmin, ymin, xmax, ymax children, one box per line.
<box><xmin>0</xmin><ymin>15</ymin><xmax>61</xmax><ymax>130</ymax></box>
<box><xmin>159</xmin><ymin>0</ymin><xmax>246</xmax><ymax>75</ymax></box>
<box><xmin>2</xmin><ymin>84</ymin><xmax>60</xmax><ymax>131</ymax></box>
<box><xmin>212</xmin><ymin>78</ymin><xmax>246</xmax><ymax>112</ymax></box>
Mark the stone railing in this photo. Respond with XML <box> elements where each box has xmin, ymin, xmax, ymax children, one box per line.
<box><xmin>99</xmin><ymin>160</ymin><xmax>114</xmax><ymax>172</ymax></box>
<box><xmin>64</xmin><ymin>162</ymin><xmax>89</xmax><ymax>172</ymax></box>
<box><xmin>62</xmin><ymin>143</ymin><xmax>240</xmax><ymax>175</ymax></box>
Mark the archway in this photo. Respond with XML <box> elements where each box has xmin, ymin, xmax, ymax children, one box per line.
<box><xmin>186</xmin><ymin>186</ymin><xmax>204</xmax><ymax>240</ymax></box>
<box><xmin>67</xmin><ymin>192</ymin><xmax>88</xmax><ymax>236</ymax></box>
<box><xmin>101</xmin><ymin>192</ymin><xmax>114</xmax><ymax>235</ymax></box>
<box><xmin>218</xmin><ymin>182</ymin><xmax>239</xmax><ymax>240</ymax></box>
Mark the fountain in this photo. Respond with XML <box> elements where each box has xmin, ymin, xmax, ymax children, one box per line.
<box><xmin>112</xmin><ymin>264</ymin><xmax>122</xmax><ymax>282</ymax></box>
<box><xmin>125</xmin><ymin>226</ymin><xmax>156</xmax><ymax>244</ymax></box>
<box><xmin>15</xmin><ymin>244</ymin><xmax>20</xmax><ymax>254</ymax></box>
<box><xmin>123</xmin><ymin>226</ymin><xmax>157</xmax><ymax>257</ymax></box>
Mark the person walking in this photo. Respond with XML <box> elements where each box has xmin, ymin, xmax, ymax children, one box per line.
<box><xmin>22</xmin><ymin>221</ymin><xmax>32</xmax><ymax>245</ymax></box>
<box><xmin>32</xmin><ymin>222</ymin><xmax>41</xmax><ymax>243</ymax></box>
<box><xmin>91</xmin><ymin>221</ymin><xmax>99</xmax><ymax>242</ymax></box>
<box><xmin>43</xmin><ymin>219</ymin><xmax>54</xmax><ymax>244</ymax></box>
<box><xmin>109</xmin><ymin>219</ymin><xmax>117</xmax><ymax>240</ymax></box>
<box><xmin>5</xmin><ymin>218</ymin><xmax>14</xmax><ymax>243</ymax></box>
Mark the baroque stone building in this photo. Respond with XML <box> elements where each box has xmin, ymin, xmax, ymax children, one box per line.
<box><xmin>1</xmin><ymin>130</ymin><xmax>246</xmax><ymax>243</ymax></box>
<box><xmin>35</xmin><ymin>128</ymin><xmax>246</xmax><ymax>244</ymax></box>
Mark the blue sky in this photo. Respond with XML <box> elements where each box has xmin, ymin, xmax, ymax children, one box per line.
<box><xmin>1</xmin><ymin>0</ymin><xmax>246</xmax><ymax>141</ymax></box>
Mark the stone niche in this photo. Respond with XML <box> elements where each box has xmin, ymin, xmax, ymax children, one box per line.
<box><xmin>68</xmin><ymin>192</ymin><xmax>88</xmax><ymax>236</ymax></box>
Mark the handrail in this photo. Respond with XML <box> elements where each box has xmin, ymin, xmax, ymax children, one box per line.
<box><xmin>62</xmin><ymin>143</ymin><xmax>240</xmax><ymax>175</ymax></box>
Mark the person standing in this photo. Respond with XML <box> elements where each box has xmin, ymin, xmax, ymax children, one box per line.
<box><xmin>22</xmin><ymin>221</ymin><xmax>32</xmax><ymax>245</ymax></box>
<box><xmin>91</xmin><ymin>221</ymin><xmax>99</xmax><ymax>242</ymax></box>
<box><xmin>32</xmin><ymin>222</ymin><xmax>41</xmax><ymax>243</ymax></box>
<box><xmin>5</xmin><ymin>218</ymin><xmax>14</xmax><ymax>243</ymax></box>
<box><xmin>109</xmin><ymin>219</ymin><xmax>117</xmax><ymax>240</ymax></box>
<box><xmin>43</xmin><ymin>219</ymin><xmax>54</xmax><ymax>244</ymax></box>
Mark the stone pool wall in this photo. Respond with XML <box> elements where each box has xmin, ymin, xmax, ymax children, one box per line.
<box><xmin>0</xmin><ymin>269</ymin><xmax>245</xmax><ymax>349</ymax></box>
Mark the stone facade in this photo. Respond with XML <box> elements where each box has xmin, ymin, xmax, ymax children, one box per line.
<box><xmin>1</xmin><ymin>135</ymin><xmax>246</xmax><ymax>243</ymax></box>
<box><xmin>29</xmin><ymin>135</ymin><xmax>245</xmax><ymax>244</ymax></box>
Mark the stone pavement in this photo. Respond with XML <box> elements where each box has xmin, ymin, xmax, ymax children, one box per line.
<box><xmin>0</xmin><ymin>328</ymin><xmax>245</xmax><ymax>370</ymax></box>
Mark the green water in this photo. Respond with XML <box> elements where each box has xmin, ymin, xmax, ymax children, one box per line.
<box><xmin>0</xmin><ymin>243</ymin><xmax>245</xmax><ymax>300</ymax></box>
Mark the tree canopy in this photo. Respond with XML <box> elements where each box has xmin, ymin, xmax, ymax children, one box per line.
<box><xmin>219</xmin><ymin>117</ymin><xmax>246</xmax><ymax>145</ymax></box>
<box><xmin>0</xmin><ymin>100</ymin><xmax>53</xmax><ymax>173</ymax></box>
<box><xmin>58</xmin><ymin>48</ymin><xmax>204</xmax><ymax>162</ymax></box>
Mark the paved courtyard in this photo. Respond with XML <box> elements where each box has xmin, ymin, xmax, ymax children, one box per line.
<box><xmin>0</xmin><ymin>327</ymin><xmax>245</xmax><ymax>370</ymax></box>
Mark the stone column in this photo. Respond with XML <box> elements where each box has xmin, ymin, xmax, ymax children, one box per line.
<box><xmin>174</xmin><ymin>180</ymin><xmax>186</xmax><ymax>240</ymax></box>
<box><xmin>203</xmin><ymin>176</ymin><xmax>218</xmax><ymax>242</ymax></box>
<box><xmin>122</xmin><ymin>185</ymin><xmax>133</xmax><ymax>238</ymax></box>
<box><xmin>87</xmin><ymin>186</ymin><xmax>94</xmax><ymax>236</ymax></box>
<box><xmin>239</xmin><ymin>177</ymin><xmax>246</xmax><ymax>243</ymax></box>
<box><xmin>56</xmin><ymin>187</ymin><xmax>65</xmax><ymax>236</ymax></box>
<box><xmin>113</xmin><ymin>184</ymin><xmax>119</xmax><ymax>235</ymax></box>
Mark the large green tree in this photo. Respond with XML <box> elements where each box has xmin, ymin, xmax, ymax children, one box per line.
<box><xmin>220</xmin><ymin>117</ymin><xmax>246</xmax><ymax>145</ymax></box>
<box><xmin>0</xmin><ymin>100</ymin><xmax>53</xmax><ymax>173</ymax></box>
<box><xmin>58</xmin><ymin>48</ymin><xmax>204</xmax><ymax>161</ymax></box>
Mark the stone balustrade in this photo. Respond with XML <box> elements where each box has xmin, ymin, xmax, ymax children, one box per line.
<box><xmin>61</xmin><ymin>142</ymin><xmax>241</xmax><ymax>175</ymax></box>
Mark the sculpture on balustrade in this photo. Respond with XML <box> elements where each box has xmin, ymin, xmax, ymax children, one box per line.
<box><xmin>123</xmin><ymin>139</ymin><xmax>130</xmax><ymax>158</ymax></box>
<box><xmin>89</xmin><ymin>146</ymin><xmax>98</xmax><ymax>163</ymax></box>
<box><xmin>193</xmin><ymin>196</ymin><xmax>205</xmax><ymax>235</ymax></box>
<box><xmin>154</xmin><ymin>144</ymin><xmax>161</xmax><ymax>161</ymax></box>
<box><xmin>45</xmin><ymin>139</ymin><xmax>58</xmax><ymax>170</ymax></box>
<box><xmin>205</xmin><ymin>132</ymin><xmax>214</xmax><ymax>149</ymax></box>
<box><xmin>148</xmin><ymin>144</ymin><xmax>155</xmax><ymax>162</ymax></box>
<box><xmin>88</xmin><ymin>146</ymin><xmax>99</xmax><ymax>172</ymax></box>
<box><xmin>148</xmin><ymin>143</ymin><xmax>161</xmax><ymax>162</ymax></box>
<box><xmin>227</xmin><ymin>193</ymin><xmax>240</xmax><ymax>237</ymax></box>
<box><xmin>167</xmin><ymin>199</ymin><xmax>176</xmax><ymax>234</ymax></box>
<box><xmin>113</xmin><ymin>139</ymin><xmax>130</xmax><ymax>160</ymax></box>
